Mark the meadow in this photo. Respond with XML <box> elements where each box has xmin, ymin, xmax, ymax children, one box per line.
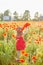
<box><xmin>0</xmin><ymin>21</ymin><xmax>43</xmax><ymax>65</ymax></box>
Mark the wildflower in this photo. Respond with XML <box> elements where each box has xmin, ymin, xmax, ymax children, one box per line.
<box><xmin>19</xmin><ymin>59</ymin><xmax>25</xmax><ymax>63</ymax></box>
<box><xmin>40</xmin><ymin>28</ymin><xmax>43</xmax><ymax>31</ymax></box>
<box><xmin>32</xmin><ymin>56</ymin><xmax>36</xmax><ymax>60</ymax></box>
<box><xmin>38</xmin><ymin>35</ymin><xmax>42</xmax><ymax>41</ymax></box>
<box><xmin>28</xmin><ymin>41</ymin><xmax>31</xmax><ymax>43</ymax></box>
<box><xmin>32</xmin><ymin>32</ymin><xmax>36</xmax><ymax>34</ymax></box>
<box><xmin>21</xmin><ymin>50</ymin><xmax>26</xmax><ymax>55</ymax></box>
<box><xmin>12</xmin><ymin>34</ymin><xmax>16</xmax><ymax>38</ymax></box>
<box><xmin>13</xmin><ymin>27</ymin><xmax>17</xmax><ymax>30</ymax></box>
<box><xmin>21</xmin><ymin>50</ymin><xmax>29</xmax><ymax>57</ymax></box>
<box><xmin>5</xmin><ymin>27</ymin><xmax>8</xmax><ymax>32</ymax></box>
<box><xmin>3</xmin><ymin>33</ymin><xmax>7</xmax><ymax>37</ymax></box>
<box><xmin>35</xmin><ymin>39</ymin><xmax>39</xmax><ymax>44</ymax></box>
<box><xmin>29</xmin><ymin>37</ymin><xmax>32</xmax><ymax>39</ymax></box>
<box><xmin>6</xmin><ymin>25</ymin><xmax>9</xmax><ymax>28</ymax></box>
<box><xmin>24</xmin><ymin>53</ymin><xmax>29</xmax><ymax>57</ymax></box>
<box><xmin>10</xmin><ymin>25</ymin><xmax>12</xmax><ymax>28</ymax></box>
<box><xmin>0</xmin><ymin>24</ymin><xmax>2</xmax><ymax>28</ymax></box>
<box><xmin>32</xmin><ymin>55</ymin><xmax>37</xmax><ymax>63</ymax></box>
<box><xmin>3</xmin><ymin>23</ymin><xmax>9</xmax><ymax>28</ymax></box>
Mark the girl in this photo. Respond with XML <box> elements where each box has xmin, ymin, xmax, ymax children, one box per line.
<box><xmin>15</xmin><ymin>23</ymin><xmax>30</xmax><ymax>61</ymax></box>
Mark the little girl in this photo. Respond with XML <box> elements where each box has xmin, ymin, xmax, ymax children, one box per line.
<box><xmin>15</xmin><ymin>23</ymin><xmax>30</xmax><ymax>61</ymax></box>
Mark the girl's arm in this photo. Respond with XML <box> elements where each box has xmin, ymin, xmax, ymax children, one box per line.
<box><xmin>23</xmin><ymin>26</ymin><xmax>29</xmax><ymax>35</ymax></box>
<box><xmin>22</xmin><ymin>23</ymin><xmax>30</xmax><ymax>31</ymax></box>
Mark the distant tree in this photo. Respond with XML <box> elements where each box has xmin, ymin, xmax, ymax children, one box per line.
<box><xmin>0</xmin><ymin>13</ymin><xmax>3</xmax><ymax>21</ymax></box>
<box><xmin>39</xmin><ymin>14</ymin><xmax>43</xmax><ymax>21</ymax></box>
<box><xmin>33</xmin><ymin>12</ymin><xmax>39</xmax><ymax>21</ymax></box>
<box><xmin>23</xmin><ymin>10</ymin><xmax>31</xmax><ymax>21</ymax></box>
<box><xmin>4</xmin><ymin>9</ymin><xmax>10</xmax><ymax>16</ymax></box>
<box><xmin>13</xmin><ymin>11</ymin><xmax>18</xmax><ymax>21</ymax></box>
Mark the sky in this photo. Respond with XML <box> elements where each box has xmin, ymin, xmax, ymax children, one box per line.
<box><xmin>0</xmin><ymin>0</ymin><xmax>43</xmax><ymax>18</ymax></box>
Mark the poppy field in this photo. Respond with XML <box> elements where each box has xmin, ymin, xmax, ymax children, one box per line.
<box><xmin>0</xmin><ymin>21</ymin><xmax>43</xmax><ymax>65</ymax></box>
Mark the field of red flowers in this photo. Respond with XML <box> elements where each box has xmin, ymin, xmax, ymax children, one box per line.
<box><xmin>0</xmin><ymin>21</ymin><xmax>43</xmax><ymax>65</ymax></box>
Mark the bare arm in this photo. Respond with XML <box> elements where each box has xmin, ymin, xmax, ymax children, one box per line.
<box><xmin>23</xmin><ymin>27</ymin><xmax>29</xmax><ymax>35</ymax></box>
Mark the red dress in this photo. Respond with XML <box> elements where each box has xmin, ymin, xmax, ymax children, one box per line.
<box><xmin>16</xmin><ymin>36</ymin><xmax>26</xmax><ymax>50</ymax></box>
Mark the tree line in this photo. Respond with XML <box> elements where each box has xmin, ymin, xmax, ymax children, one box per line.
<box><xmin>0</xmin><ymin>9</ymin><xmax>43</xmax><ymax>21</ymax></box>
